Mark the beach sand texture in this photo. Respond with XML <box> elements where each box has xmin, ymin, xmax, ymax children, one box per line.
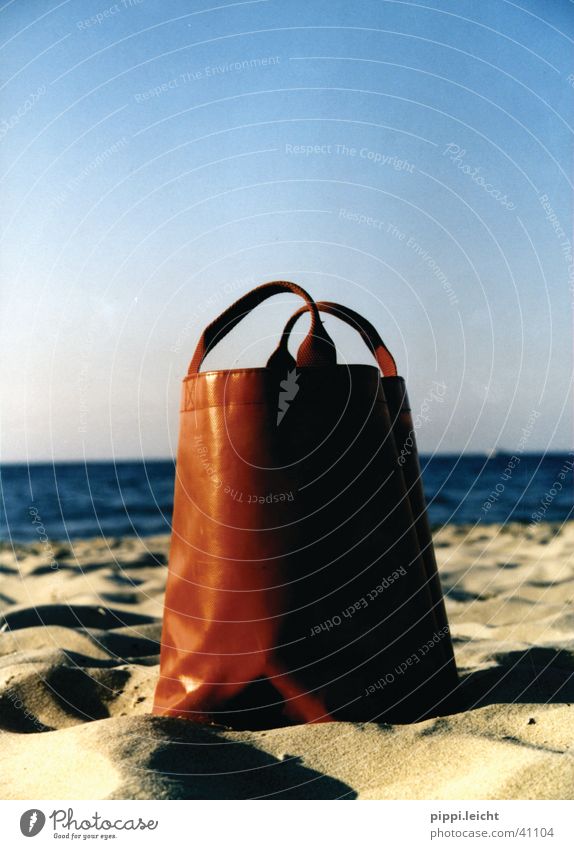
<box><xmin>1</xmin><ymin>522</ymin><xmax>573</xmax><ymax>800</ymax></box>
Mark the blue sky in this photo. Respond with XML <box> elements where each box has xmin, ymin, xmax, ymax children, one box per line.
<box><xmin>0</xmin><ymin>0</ymin><xmax>572</xmax><ymax>461</ymax></box>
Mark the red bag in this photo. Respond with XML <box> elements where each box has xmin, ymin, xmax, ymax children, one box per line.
<box><xmin>153</xmin><ymin>281</ymin><xmax>458</xmax><ymax>728</ymax></box>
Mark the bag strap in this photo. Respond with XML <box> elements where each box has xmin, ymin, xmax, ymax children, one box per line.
<box><xmin>187</xmin><ymin>281</ymin><xmax>336</xmax><ymax>374</ymax></box>
<box><xmin>267</xmin><ymin>301</ymin><xmax>398</xmax><ymax>377</ymax></box>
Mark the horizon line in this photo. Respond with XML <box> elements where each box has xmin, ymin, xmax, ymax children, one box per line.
<box><xmin>1</xmin><ymin>449</ymin><xmax>573</xmax><ymax>466</ymax></box>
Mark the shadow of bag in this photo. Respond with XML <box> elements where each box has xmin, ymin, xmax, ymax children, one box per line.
<box><xmin>153</xmin><ymin>281</ymin><xmax>458</xmax><ymax>729</ymax></box>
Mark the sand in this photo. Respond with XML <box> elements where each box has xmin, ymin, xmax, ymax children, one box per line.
<box><xmin>1</xmin><ymin>522</ymin><xmax>573</xmax><ymax>800</ymax></box>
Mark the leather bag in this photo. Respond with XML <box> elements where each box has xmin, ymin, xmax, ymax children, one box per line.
<box><xmin>153</xmin><ymin>281</ymin><xmax>458</xmax><ymax>729</ymax></box>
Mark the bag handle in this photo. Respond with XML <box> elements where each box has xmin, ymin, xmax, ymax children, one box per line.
<box><xmin>267</xmin><ymin>301</ymin><xmax>398</xmax><ymax>377</ymax></box>
<box><xmin>187</xmin><ymin>281</ymin><xmax>336</xmax><ymax>374</ymax></box>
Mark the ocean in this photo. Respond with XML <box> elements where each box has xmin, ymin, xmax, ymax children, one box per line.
<box><xmin>1</xmin><ymin>454</ymin><xmax>572</xmax><ymax>542</ymax></box>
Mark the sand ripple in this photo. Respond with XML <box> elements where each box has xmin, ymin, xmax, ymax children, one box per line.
<box><xmin>0</xmin><ymin>524</ymin><xmax>572</xmax><ymax>799</ymax></box>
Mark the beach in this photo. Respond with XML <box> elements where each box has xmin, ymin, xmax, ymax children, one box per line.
<box><xmin>1</xmin><ymin>521</ymin><xmax>573</xmax><ymax>800</ymax></box>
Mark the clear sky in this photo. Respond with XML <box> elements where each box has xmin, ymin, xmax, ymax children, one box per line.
<box><xmin>0</xmin><ymin>0</ymin><xmax>572</xmax><ymax>462</ymax></box>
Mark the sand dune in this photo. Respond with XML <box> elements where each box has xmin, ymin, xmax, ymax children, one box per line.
<box><xmin>1</xmin><ymin>523</ymin><xmax>573</xmax><ymax>799</ymax></box>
